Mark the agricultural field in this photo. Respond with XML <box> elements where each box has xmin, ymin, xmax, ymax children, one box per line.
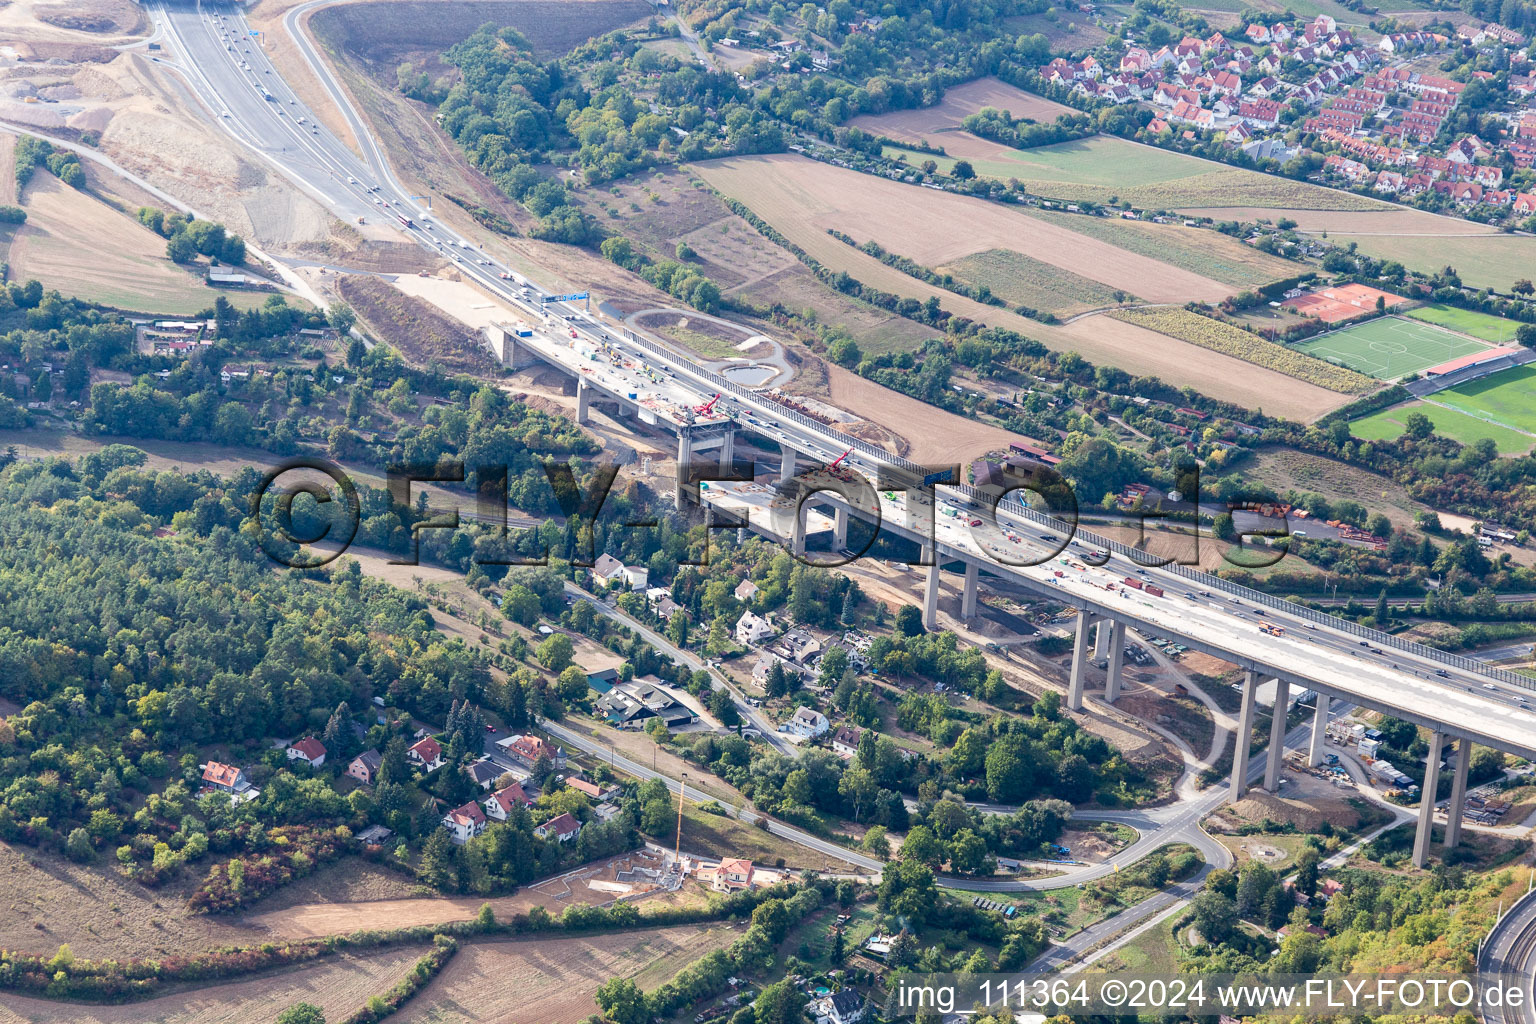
<box><xmin>1026</xmin><ymin>208</ymin><xmax>1300</xmax><ymax>289</ymax></box>
<box><xmin>9</xmin><ymin>173</ymin><xmax>269</xmax><ymax>315</ymax></box>
<box><xmin>1109</xmin><ymin>307</ymin><xmax>1376</xmax><ymax>393</ymax></box>
<box><xmin>0</xmin><ymin>946</ymin><xmax>431</xmax><ymax>1024</ymax></box>
<box><xmin>1433</xmin><ymin>365</ymin><xmax>1536</xmax><ymax>435</ymax></box>
<box><xmin>938</xmin><ymin>247</ymin><xmax>1128</xmax><ymax>316</ymax></box>
<box><xmin>695</xmin><ymin>155</ymin><xmax>1353</xmax><ymax>419</ymax></box>
<box><xmin>393</xmin><ymin>924</ymin><xmax>745</xmax><ymax>1024</ymax></box>
<box><xmin>695</xmin><ymin>153</ymin><xmax>1234</xmax><ymax>303</ymax></box>
<box><xmin>888</xmin><ymin>135</ymin><xmax>1387</xmax><ymax>211</ymax></box>
<box><xmin>1326</xmin><ymin>232</ymin><xmax>1536</xmax><ymax>293</ymax></box>
<box><xmin>1406</xmin><ymin>304</ymin><xmax>1524</xmax><ymax>345</ymax></box>
<box><xmin>848</xmin><ymin>76</ymin><xmax>1076</xmax><ymax>146</ymax></box>
<box><xmin>1349</xmin><ymin>401</ymin><xmax>1535</xmax><ymax>454</ymax></box>
<box><xmin>1295</xmin><ymin>316</ymin><xmax>1489</xmax><ymax>380</ymax></box>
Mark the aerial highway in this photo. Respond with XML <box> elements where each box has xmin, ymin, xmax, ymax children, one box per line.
<box><xmin>154</xmin><ymin>0</ymin><xmax>1536</xmax><ymax>877</ymax></box>
<box><xmin>1479</xmin><ymin>882</ymin><xmax>1536</xmax><ymax>1024</ymax></box>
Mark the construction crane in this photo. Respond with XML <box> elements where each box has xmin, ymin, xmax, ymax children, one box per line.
<box><xmin>826</xmin><ymin>448</ymin><xmax>856</xmax><ymax>482</ymax></box>
<box><xmin>694</xmin><ymin>393</ymin><xmax>722</xmax><ymax>417</ymax></box>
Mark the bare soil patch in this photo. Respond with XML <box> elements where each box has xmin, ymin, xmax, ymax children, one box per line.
<box><xmin>339</xmin><ymin>274</ymin><xmax>497</xmax><ymax>373</ymax></box>
<box><xmin>0</xmin><ymin>946</ymin><xmax>428</xmax><ymax>1024</ymax></box>
<box><xmin>394</xmin><ymin>924</ymin><xmax>745</xmax><ymax>1024</ymax></box>
<box><xmin>0</xmin><ymin>840</ymin><xmax>249</xmax><ymax>961</ymax></box>
<box><xmin>819</xmin><ymin>362</ymin><xmax>1038</xmax><ymax>465</ymax></box>
<box><xmin>848</xmin><ymin>76</ymin><xmax>1075</xmax><ymax>145</ymax></box>
<box><xmin>35</xmin><ymin>1</ymin><xmax>145</xmax><ymax>36</ymax></box>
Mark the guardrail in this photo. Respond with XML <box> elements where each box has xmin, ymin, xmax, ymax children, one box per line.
<box><xmin>611</xmin><ymin>321</ymin><xmax>1536</xmax><ymax>692</ymax></box>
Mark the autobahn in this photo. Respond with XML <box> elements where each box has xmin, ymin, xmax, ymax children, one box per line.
<box><xmin>157</xmin><ymin>2</ymin><xmax>1536</xmax><ymax>772</ymax></box>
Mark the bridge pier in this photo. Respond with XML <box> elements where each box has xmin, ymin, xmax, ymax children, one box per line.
<box><xmin>1230</xmin><ymin>670</ymin><xmax>1258</xmax><ymax>802</ymax></box>
<box><xmin>1093</xmin><ymin>620</ymin><xmax>1111</xmax><ymax>660</ymax></box>
<box><xmin>1446</xmin><ymin>737</ymin><xmax>1472</xmax><ymax>849</ymax></box>
<box><xmin>577</xmin><ymin>380</ymin><xmax>592</xmax><ymax>425</ymax></box>
<box><xmin>1068</xmin><ymin>609</ymin><xmax>1092</xmax><ymax>712</ymax></box>
<box><xmin>1105</xmin><ymin>620</ymin><xmax>1126</xmax><ymax>703</ymax></box>
<box><xmin>792</xmin><ymin>503</ymin><xmax>807</xmax><ymax>557</ymax></box>
<box><xmin>779</xmin><ymin>443</ymin><xmax>798</xmax><ymax>485</ymax></box>
<box><xmin>922</xmin><ymin>545</ymin><xmax>940</xmax><ymax>631</ymax></box>
<box><xmin>1413</xmin><ymin>729</ymin><xmax>1446</xmax><ymax>868</ymax></box>
<box><xmin>674</xmin><ymin>433</ymin><xmax>692</xmax><ymax>510</ymax></box>
<box><xmin>961</xmin><ymin>563</ymin><xmax>979</xmax><ymax>620</ymax></box>
<box><xmin>1265</xmin><ymin>678</ymin><xmax>1291</xmax><ymax>793</ymax></box>
<box><xmin>834</xmin><ymin>506</ymin><xmax>848</xmax><ymax>551</ymax></box>
<box><xmin>1308</xmin><ymin>693</ymin><xmax>1331</xmax><ymax>767</ymax></box>
<box><xmin>718</xmin><ymin>428</ymin><xmax>735</xmax><ymax>473</ymax></box>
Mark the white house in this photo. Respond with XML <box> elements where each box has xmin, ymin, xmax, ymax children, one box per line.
<box><xmin>535</xmin><ymin>812</ymin><xmax>582</xmax><ymax>842</ymax></box>
<box><xmin>734</xmin><ymin>579</ymin><xmax>760</xmax><ymax>603</ymax></box>
<box><xmin>408</xmin><ymin>736</ymin><xmax>444</xmax><ymax>771</ymax></box>
<box><xmin>785</xmin><ymin>707</ymin><xmax>829</xmax><ymax>738</ymax></box>
<box><xmin>735</xmin><ymin>610</ymin><xmax>776</xmax><ymax>646</ymax></box>
<box><xmin>286</xmin><ymin>736</ymin><xmax>327</xmax><ymax>768</ymax></box>
<box><xmin>483</xmin><ymin>782</ymin><xmax>531</xmax><ymax>821</ymax></box>
<box><xmin>442</xmin><ymin>800</ymin><xmax>487</xmax><ymax>844</ymax></box>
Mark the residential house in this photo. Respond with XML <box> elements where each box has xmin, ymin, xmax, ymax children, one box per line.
<box><xmin>483</xmin><ymin>782</ymin><xmax>532</xmax><ymax>821</ymax></box>
<box><xmin>734</xmin><ymin>579</ymin><xmax>760</xmax><ymax>603</ymax></box>
<box><xmin>596</xmin><ymin>679</ymin><xmax>698</xmax><ymax>730</ymax></box>
<box><xmin>767</xmin><ymin>628</ymin><xmax>821</xmax><ymax>671</ymax></box>
<box><xmin>715</xmin><ymin>857</ymin><xmax>755</xmax><ymax>891</ymax></box>
<box><xmin>201</xmin><ymin>761</ymin><xmax>251</xmax><ymax>794</ymax></box>
<box><xmin>831</xmin><ymin>725</ymin><xmax>862</xmax><ymax>758</ymax></box>
<box><xmin>566</xmin><ymin>776</ymin><xmax>617</xmax><ymax>801</ymax></box>
<box><xmin>785</xmin><ymin>707</ymin><xmax>830</xmax><ymax>738</ymax></box>
<box><xmin>442</xmin><ymin>800</ymin><xmax>487</xmax><ymax>844</ymax></box>
<box><xmin>593</xmin><ymin>801</ymin><xmax>622</xmax><ymax>822</ymax></box>
<box><xmin>465</xmin><ymin>757</ymin><xmax>503</xmax><ymax>791</ymax></box>
<box><xmin>535</xmin><ymin>812</ymin><xmax>583</xmax><ymax>842</ymax></box>
<box><xmin>827</xmin><ymin>990</ymin><xmax>866</xmax><ymax>1024</ymax></box>
<box><xmin>347</xmin><ymin>749</ymin><xmax>383</xmax><ymax>786</ymax></box>
<box><xmin>735</xmin><ymin>610</ymin><xmax>776</xmax><ymax>646</ymax></box>
<box><xmin>286</xmin><ymin>736</ymin><xmax>327</xmax><ymax>768</ymax></box>
<box><xmin>645</xmin><ymin>586</ymin><xmax>684</xmax><ymax>621</ymax></box>
<box><xmin>498</xmin><ymin>733</ymin><xmax>565</xmax><ymax>771</ymax></box>
<box><xmin>587</xmin><ymin>667</ymin><xmax>621</xmax><ymax>692</ymax></box>
<box><xmin>408</xmin><ymin>736</ymin><xmax>444</xmax><ymax>771</ymax></box>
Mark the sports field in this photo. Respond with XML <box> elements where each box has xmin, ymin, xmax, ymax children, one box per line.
<box><xmin>1434</xmin><ymin>364</ymin><xmax>1536</xmax><ymax>434</ymax></box>
<box><xmin>1406</xmin><ymin>304</ymin><xmax>1522</xmax><ymax>345</ymax></box>
<box><xmin>1350</xmin><ymin>401</ymin><xmax>1534</xmax><ymax>454</ymax></box>
<box><xmin>1295</xmin><ymin>316</ymin><xmax>1487</xmax><ymax>380</ymax></box>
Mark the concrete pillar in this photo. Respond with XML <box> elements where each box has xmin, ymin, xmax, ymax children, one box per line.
<box><xmin>577</xmin><ymin>380</ymin><xmax>592</xmax><ymax>425</ymax></box>
<box><xmin>1446</xmin><ymin>737</ymin><xmax>1472</xmax><ymax>849</ymax></box>
<box><xmin>674</xmin><ymin>432</ymin><xmax>691</xmax><ymax>510</ymax></box>
<box><xmin>1413</xmin><ymin>729</ymin><xmax>1446</xmax><ymax>868</ymax></box>
<box><xmin>922</xmin><ymin>545</ymin><xmax>940</xmax><ymax>631</ymax></box>
<box><xmin>718</xmin><ymin>429</ymin><xmax>735</xmax><ymax>473</ymax></box>
<box><xmin>1094</xmin><ymin>619</ymin><xmax>1111</xmax><ymax>660</ymax></box>
<box><xmin>1265</xmin><ymin>677</ymin><xmax>1291</xmax><ymax>793</ymax></box>
<box><xmin>833</xmin><ymin>506</ymin><xmax>848</xmax><ymax>550</ymax></box>
<box><xmin>1105</xmin><ymin>620</ymin><xmax>1126</xmax><ymax>703</ymax></box>
<box><xmin>1067</xmin><ymin>609</ymin><xmax>1091</xmax><ymax>712</ymax></box>
<box><xmin>961</xmin><ymin>562</ymin><xmax>979</xmax><ymax>620</ymax></box>
<box><xmin>792</xmin><ymin>505</ymin><xmax>806</xmax><ymax>557</ymax></box>
<box><xmin>1230</xmin><ymin>670</ymin><xmax>1258</xmax><ymax>802</ymax></box>
<box><xmin>1308</xmin><ymin>693</ymin><xmax>1331</xmax><ymax>767</ymax></box>
<box><xmin>779</xmin><ymin>443</ymin><xmax>798</xmax><ymax>485</ymax></box>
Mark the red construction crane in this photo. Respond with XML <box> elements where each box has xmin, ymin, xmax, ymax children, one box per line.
<box><xmin>694</xmin><ymin>393</ymin><xmax>722</xmax><ymax>416</ymax></box>
<box><xmin>828</xmin><ymin>448</ymin><xmax>852</xmax><ymax>470</ymax></box>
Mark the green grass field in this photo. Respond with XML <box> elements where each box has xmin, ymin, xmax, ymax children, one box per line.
<box><xmin>1350</xmin><ymin>401</ymin><xmax>1534</xmax><ymax>454</ymax></box>
<box><xmin>1295</xmin><ymin>316</ymin><xmax>1488</xmax><ymax>379</ymax></box>
<box><xmin>886</xmin><ymin>136</ymin><xmax>1386</xmax><ymax>211</ymax></box>
<box><xmin>1434</xmin><ymin>364</ymin><xmax>1536</xmax><ymax>434</ymax></box>
<box><xmin>1328</xmin><ymin>233</ymin><xmax>1536</xmax><ymax>293</ymax></box>
<box><xmin>1027</xmin><ymin>208</ymin><xmax>1298</xmax><ymax>288</ymax></box>
<box><xmin>1406</xmin><ymin>304</ymin><xmax>1522</xmax><ymax>345</ymax></box>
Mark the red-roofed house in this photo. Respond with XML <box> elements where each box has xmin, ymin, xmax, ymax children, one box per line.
<box><xmin>442</xmin><ymin>800</ymin><xmax>487</xmax><ymax>843</ymax></box>
<box><xmin>201</xmin><ymin>761</ymin><xmax>250</xmax><ymax>793</ymax></box>
<box><xmin>483</xmin><ymin>782</ymin><xmax>532</xmax><ymax>821</ymax></box>
<box><xmin>498</xmin><ymin>733</ymin><xmax>566</xmax><ymax>771</ymax></box>
<box><xmin>535</xmin><ymin>812</ymin><xmax>583</xmax><ymax>842</ymax></box>
<box><xmin>1513</xmin><ymin>193</ymin><xmax>1536</xmax><ymax>215</ymax></box>
<box><xmin>408</xmin><ymin>736</ymin><xmax>444</xmax><ymax>771</ymax></box>
<box><xmin>714</xmin><ymin>858</ymin><xmax>756</xmax><ymax>891</ymax></box>
<box><xmin>287</xmin><ymin>737</ymin><xmax>327</xmax><ymax>768</ymax></box>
